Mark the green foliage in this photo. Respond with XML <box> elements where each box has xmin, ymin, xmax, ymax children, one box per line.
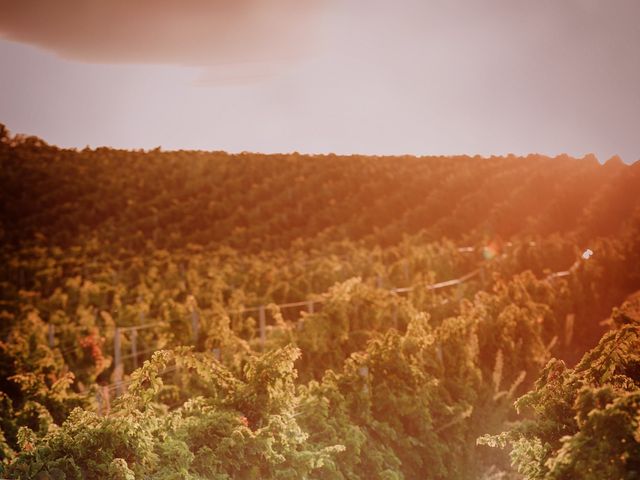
<box><xmin>0</xmin><ymin>309</ymin><xmax>86</xmax><ymax>464</ymax></box>
<box><xmin>2</xmin><ymin>140</ymin><xmax>638</xmax><ymax>251</ymax></box>
<box><xmin>480</xmin><ymin>301</ymin><xmax>640</xmax><ymax>479</ymax></box>
<box><xmin>5</xmin><ymin>346</ymin><xmax>344</xmax><ymax>479</ymax></box>
<box><xmin>2</xmin><ymin>140</ymin><xmax>640</xmax><ymax>478</ymax></box>
<box><xmin>287</xmin><ymin>277</ymin><xmax>416</xmax><ymax>381</ymax></box>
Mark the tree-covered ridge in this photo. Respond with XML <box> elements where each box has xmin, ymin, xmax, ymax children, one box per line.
<box><xmin>2</xmin><ymin>127</ymin><xmax>639</xmax><ymax>251</ymax></box>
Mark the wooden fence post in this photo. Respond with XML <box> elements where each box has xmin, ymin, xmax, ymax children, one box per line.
<box><xmin>259</xmin><ymin>305</ymin><xmax>266</xmax><ymax>349</ymax></box>
<box><xmin>392</xmin><ymin>305</ymin><xmax>398</xmax><ymax>329</ymax></box>
<box><xmin>96</xmin><ymin>389</ymin><xmax>103</xmax><ymax>416</ymax></box>
<box><xmin>102</xmin><ymin>385</ymin><xmax>111</xmax><ymax>416</ymax></box>
<box><xmin>191</xmin><ymin>310</ymin><xmax>200</xmax><ymax>345</ymax></box>
<box><xmin>114</xmin><ymin>327</ymin><xmax>124</xmax><ymax>396</ymax></box>
<box><xmin>138</xmin><ymin>297</ymin><xmax>145</xmax><ymax>323</ymax></box>
<box><xmin>358</xmin><ymin>366</ymin><xmax>369</xmax><ymax>395</ymax></box>
<box><xmin>48</xmin><ymin>324</ymin><xmax>55</xmax><ymax>348</ymax></box>
<box><xmin>565</xmin><ymin>313</ymin><xmax>575</xmax><ymax>346</ymax></box>
<box><xmin>131</xmin><ymin>329</ymin><xmax>138</xmax><ymax>370</ymax></box>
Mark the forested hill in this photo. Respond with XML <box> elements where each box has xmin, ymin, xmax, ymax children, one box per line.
<box><xmin>2</xmin><ymin>127</ymin><xmax>640</xmax><ymax>478</ymax></box>
<box><xmin>1</xmin><ymin>128</ymin><xmax>639</xmax><ymax>252</ymax></box>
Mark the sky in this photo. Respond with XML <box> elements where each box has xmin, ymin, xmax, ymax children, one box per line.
<box><xmin>0</xmin><ymin>0</ymin><xmax>639</xmax><ymax>162</ymax></box>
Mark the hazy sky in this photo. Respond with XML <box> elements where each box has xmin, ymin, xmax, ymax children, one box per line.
<box><xmin>1</xmin><ymin>0</ymin><xmax>639</xmax><ymax>161</ymax></box>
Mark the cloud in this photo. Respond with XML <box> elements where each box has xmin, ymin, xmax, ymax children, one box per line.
<box><xmin>194</xmin><ymin>62</ymin><xmax>293</xmax><ymax>87</ymax></box>
<box><xmin>0</xmin><ymin>0</ymin><xmax>328</xmax><ymax>67</ymax></box>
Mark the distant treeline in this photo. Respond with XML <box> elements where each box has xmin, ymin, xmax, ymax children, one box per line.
<box><xmin>1</xmin><ymin>124</ymin><xmax>639</xmax><ymax>252</ymax></box>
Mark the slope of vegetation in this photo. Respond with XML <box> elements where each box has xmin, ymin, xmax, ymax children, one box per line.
<box><xmin>1</xmin><ymin>126</ymin><xmax>639</xmax><ymax>478</ymax></box>
<box><xmin>2</xmin><ymin>128</ymin><xmax>638</xmax><ymax>252</ymax></box>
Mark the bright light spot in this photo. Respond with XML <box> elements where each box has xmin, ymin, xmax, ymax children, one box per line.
<box><xmin>582</xmin><ymin>249</ymin><xmax>594</xmax><ymax>260</ymax></box>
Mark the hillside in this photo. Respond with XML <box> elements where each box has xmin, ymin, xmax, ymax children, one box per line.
<box><xmin>1</xmin><ymin>129</ymin><xmax>639</xmax><ymax>479</ymax></box>
<box><xmin>2</xmin><ymin>131</ymin><xmax>639</xmax><ymax>252</ymax></box>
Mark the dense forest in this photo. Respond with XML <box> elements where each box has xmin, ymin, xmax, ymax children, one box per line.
<box><xmin>1</xmin><ymin>126</ymin><xmax>639</xmax><ymax>479</ymax></box>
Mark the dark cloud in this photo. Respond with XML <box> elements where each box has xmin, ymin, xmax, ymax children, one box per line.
<box><xmin>0</xmin><ymin>0</ymin><xmax>328</xmax><ymax>65</ymax></box>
